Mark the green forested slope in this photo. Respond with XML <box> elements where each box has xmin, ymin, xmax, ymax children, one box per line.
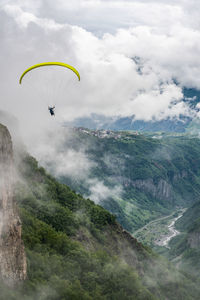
<box><xmin>52</xmin><ymin>129</ymin><xmax>200</xmax><ymax>232</ymax></box>
<box><xmin>167</xmin><ymin>201</ymin><xmax>200</xmax><ymax>279</ymax></box>
<box><xmin>2</xmin><ymin>153</ymin><xmax>200</xmax><ymax>299</ymax></box>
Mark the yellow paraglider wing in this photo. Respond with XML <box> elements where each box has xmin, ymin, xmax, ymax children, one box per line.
<box><xmin>19</xmin><ymin>62</ymin><xmax>80</xmax><ymax>84</ymax></box>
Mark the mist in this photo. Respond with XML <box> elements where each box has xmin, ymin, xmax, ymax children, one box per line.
<box><xmin>2</xmin><ymin>0</ymin><xmax>200</xmax><ymax>149</ymax></box>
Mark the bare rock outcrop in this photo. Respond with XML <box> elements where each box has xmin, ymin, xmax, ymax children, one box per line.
<box><xmin>116</xmin><ymin>175</ymin><xmax>174</xmax><ymax>202</ymax></box>
<box><xmin>131</xmin><ymin>178</ymin><xmax>173</xmax><ymax>201</ymax></box>
<box><xmin>0</xmin><ymin>124</ymin><xmax>26</xmax><ymax>286</ymax></box>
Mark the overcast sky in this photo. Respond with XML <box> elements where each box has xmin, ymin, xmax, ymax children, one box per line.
<box><xmin>2</xmin><ymin>0</ymin><xmax>200</xmax><ymax>202</ymax></box>
<box><xmin>1</xmin><ymin>0</ymin><xmax>200</xmax><ymax>134</ymax></box>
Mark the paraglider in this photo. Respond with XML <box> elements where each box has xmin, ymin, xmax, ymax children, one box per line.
<box><xmin>19</xmin><ymin>62</ymin><xmax>80</xmax><ymax>84</ymax></box>
<box><xmin>19</xmin><ymin>62</ymin><xmax>80</xmax><ymax>117</ymax></box>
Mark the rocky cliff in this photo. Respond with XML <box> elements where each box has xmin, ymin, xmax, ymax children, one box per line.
<box><xmin>0</xmin><ymin>123</ymin><xmax>26</xmax><ymax>286</ymax></box>
<box><xmin>128</xmin><ymin>178</ymin><xmax>173</xmax><ymax>202</ymax></box>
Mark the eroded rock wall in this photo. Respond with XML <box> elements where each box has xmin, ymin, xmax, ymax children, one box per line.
<box><xmin>0</xmin><ymin>124</ymin><xmax>26</xmax><ymax>286</ymax></box>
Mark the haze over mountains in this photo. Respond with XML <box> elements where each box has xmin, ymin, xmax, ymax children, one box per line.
<box><xmin>1</xmin><ymin>115</ymin><xmax>200</xmax><ymax>299</ymax></box>
<box><xmin>65</xmin><ymin>88</ymin><xmax>200</xmax><ymax>132</ymax></box>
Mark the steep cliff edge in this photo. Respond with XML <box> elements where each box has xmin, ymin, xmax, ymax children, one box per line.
<box><xmin>0</xmin><ymin>123</ymin><xmax>26</xmax><ymax>286</ymax></box>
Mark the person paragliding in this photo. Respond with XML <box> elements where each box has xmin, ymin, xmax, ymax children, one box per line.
<box><xmin>19</xmin><ymin>62</ymin><xmax>80</xmax><ymax>117</ymax></box>
<box><xmin>48</xmin><ymin>106</ymin><xmax>55</xmax><ymax>116</ymax></box>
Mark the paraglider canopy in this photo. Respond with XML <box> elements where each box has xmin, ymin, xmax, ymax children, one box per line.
<box><xmin>19</xmin><ymin>62</ymin><xmax>80</xmax><ymax>84</ymax></box>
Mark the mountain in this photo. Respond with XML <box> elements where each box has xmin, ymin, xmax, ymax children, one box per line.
<box><xmin>66</xmin><ymin>114</ymin><xmax>191</xmax><ymax>132</ymax></box>
<box><xmin>46</xmin><ymin>128</ymin><xmax>200</xmax><ymax>235</ymax></box>
<box><xmin>0</xmin><ymin>124</ymin><xmax>26</xmax><ymax>286</ymax></box>
<box><xmin>64</xmin><ymin>88</ymin><xmax>200</xmax><ymax>132</ymax></box>
<box><xmin>0</xmin><ymin>123</ymin><xmax>200</xmax><ymax>299</ymax></box>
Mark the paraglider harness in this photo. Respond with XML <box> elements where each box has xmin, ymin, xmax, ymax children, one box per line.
<box><xmin>48</xmin><ymin>106</ymin><xmax>55</xmax><ymax>116</ymax></box>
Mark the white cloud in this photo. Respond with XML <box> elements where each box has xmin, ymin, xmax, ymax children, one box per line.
<box><xmin>28</xmin><ymin>127</ymin><xmax>95</xmax><ymax>179</ymax></box>
<box><xmin>2</xmin><ymin>0</ymin><xmax>200</xmax><ymax>205</ymax></box>
<box><xmin>126</xmin><ymin>84</ymin><xmax>189</xmax><ymax>121</ymax></box>
<box><xmin>4</xmin><ymin>4</ymin><xmax>64</xmax><ymax>30</ymax></box>
<box><xmin>1</xmin><ymin>0</ymin><xmax>200</xmax><ymax>151</ymax></box>
<box><xmin>85</xmin><ymin>178</ymin><xmax>123</xmax><ymax>203</ymax></box>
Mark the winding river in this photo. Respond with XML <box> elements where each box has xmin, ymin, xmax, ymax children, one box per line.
<box><xmin>155</xmin><ymin>208</ymin><xmax>186</xmax><ymax>248</ymax></box>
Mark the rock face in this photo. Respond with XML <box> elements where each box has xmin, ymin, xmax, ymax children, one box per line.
<box><xmin>131</xmin><ymin>178</ymin><xmax>173</xmax><ymax>201</ymax></box>
<box><xmin>0</xmin><ymin>124</ymin><xmax>26</xmax><ymax>286</ymax></box>
<box><xmin>116</xmin><ymin>175</ymin><xmax>174</xmax><ymax>202</ymax></box>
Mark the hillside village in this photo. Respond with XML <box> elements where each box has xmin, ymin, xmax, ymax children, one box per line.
<box><xmin>73</xmin><ymin>127</ymin><xmax>139</xmax><ymax>139</ymax></box>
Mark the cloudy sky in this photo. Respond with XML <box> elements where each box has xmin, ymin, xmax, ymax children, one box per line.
<box><xmin>2</xmin><ymin>0</ymin><xmax>200</xmax><ymax>203</ymax></box>
<box><xmin>1</xmin><ymin>0</ymin><xmax>200</xmax><ymax>133</ymax></box>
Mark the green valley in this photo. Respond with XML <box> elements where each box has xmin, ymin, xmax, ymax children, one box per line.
<box><xmin>46</xmin><ymin>128</ymin><xmax>200</xmax><ymax>233</ymax></box>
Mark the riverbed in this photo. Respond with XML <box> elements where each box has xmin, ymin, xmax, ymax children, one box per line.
<box><xmin>155</xmin><ymin>208</ymin><xmax>186</xmax><ymax>248</ymax></box>
<box><xmin>133</xmin><ymin>208</ymin><xmax>186</xmax><ymax>248</ymax></box>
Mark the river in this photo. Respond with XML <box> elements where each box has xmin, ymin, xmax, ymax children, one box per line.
<box><xmin>155</xmin><ymin>208</ymin><xmax>186</xmax><ymax>248</ymax></box>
